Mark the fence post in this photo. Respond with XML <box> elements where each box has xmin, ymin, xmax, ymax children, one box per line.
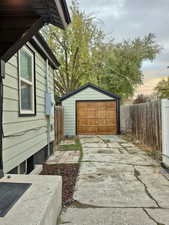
<box><xmin>161</xmin><ymin>99</ymin><xmax>169</xmax><ymax>167</ymax></box>
<box><xmin>54</xmin><ymin>106</ymin><xmax>64</xmax><ymax>146</ymax></box>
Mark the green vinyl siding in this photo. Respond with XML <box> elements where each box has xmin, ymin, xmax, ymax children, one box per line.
<box><xmin>2</xmin><ymin>43</ymin><xmax>55</xmax><ymax>173</ymax></box>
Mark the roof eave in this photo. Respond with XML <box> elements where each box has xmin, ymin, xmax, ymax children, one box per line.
<box><xmin>2</xmin><ymin>17</ymin><xmax>45</xmax><ymax>62</ymax></box>
<box><xmin>47</xmin><ymin>0</ymin><xmax>71</xmax><ymax>29</ymax></box>
<box><xmin>0</xmin><ymin>0</ymin><xmax>71</xmax><ymax>62</ymax></box>
<box><xmin>30</xmin><ymin>33</ymin><xmax>60</xmax><ymax>69</ymax></box>
<box><xmin>60</xmin><ymin>83</ymin><xmax>121</xmax><ymax>101</ymax></box>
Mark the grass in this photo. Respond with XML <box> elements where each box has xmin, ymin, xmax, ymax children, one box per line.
<box><xmin>76</xmin><ymin>138</ymin><xmax>83</xmax><ymax>162</ymax></box>
<box><xmin>59</xmin><ymin>137</ymin><xmax>83</xmax><ymax>162</ymax></box>
<box><xmin>55</xmin><ymin>137</ymin><xmax>84</xmax><ymax>225</ymax></box>
<box><xmin>59</xmin><ymin>144</ymin><xmax>79</xmax><ymax>151</ymax></box>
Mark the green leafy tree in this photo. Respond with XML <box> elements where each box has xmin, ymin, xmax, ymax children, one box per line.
<box><xmin>99</xmin><ymin>34</ymin><xmax>160</xmax><ymax>100</ymax></box>
<box><xmin>47</xmin><ymin>1</ymin><xmax>104</xmax><ymax>96</ymax></box>
<box><xmin>45</xmin><ymin>1</ymin><xmax>160</xmax><ymax>101</ymax></box>
<box><xmin>133</xmin><ymin>94</ymin><xmax>150</xmax><ymax>104</ymax></box>
<box><xmin>154</xmin><ymin>78</ymin><xmax>169</xmax><ymax>98</ymax></box>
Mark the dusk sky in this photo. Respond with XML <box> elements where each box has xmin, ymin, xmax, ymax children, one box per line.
<box><xmin>67</xmin><ymin>0</ymin><xmax>169</xmax><ymax>95</ymax></box>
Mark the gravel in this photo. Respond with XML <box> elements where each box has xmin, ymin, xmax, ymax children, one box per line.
<box><xmin>40</xmin><ymin>163</ymin><xmax>80</xmax><ymax>205</ymax></box>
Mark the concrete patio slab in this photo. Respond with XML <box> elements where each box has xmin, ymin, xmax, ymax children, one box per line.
<box><xmin>146</xmin><ymin>209</ymin><xmax>169</xmax><ymax>225</ymax></box>
<box><xmin>82</xmin><ymin>143</ymin><xmax>108</xmax><ymax>148</ymax></box>
<box><xmin>80</xmin><ymin>137</ymin><xmax>104</xmax><ymax>144</ymax></box>
<box><xmin>60</xmin><ymin>135</ymin><xmax>169</xmax><ymax>225</ymax></box>
<box><xmin>83</xmin><ymin>147</ymin><xmax>121</xmax><ymax>154</ymax></box>
<box><xmin>135</xmin><ymin>166</ymin><xmax>169</xmax><ymax>208</ymax></box>
<box><xmin>81</xmin><ymin>152</ymin><xmax>158</xmax><ymax>166</ymax></box>
<box><xmin>120</xmin><ymin>142</ymin><xmax>136</xmax><ymax>147</ymax></box>
<box><xmin>126</xmin><ymin>147</ymin><xmax>148</xmax><ymax>155</ymax></box>
<box><xmin>74</xmin><ymin>163</ymin><xmax>157</xmax><ymax>207</ymax></box>
<box><xmin>61</xmin><ymin>208</ymin><xmax>156</xmax><ymax>225</ymax></box>
<box><xmin>107</xmin><ymin>142</ymin><xmax>123</xmax><ymax>148</ymax></box>
<box><xmin>79</xmin><ymin>162</ymin><xmax>132</xmax><ymax>175</ymax></box>
<box><xmin>98</xmin><ymin>135</ymin><xmax>126</xmax><ymax>142</ymax></box>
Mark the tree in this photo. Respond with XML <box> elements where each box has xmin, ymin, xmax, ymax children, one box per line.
<box><xmin>99</xmin><ymin>34</ymin><xmax>161</xmax><ymax>100</ymax></box>
<box><xmin>45</xmin><ymin>1</ymin><xmax>160</xmax><ymax>101</ymax></box>
<box><xmin>133</xmin><ymin>94</ymin><xmax>150</xmax><ymax>104</ymax></box>
<box><xmin>47</xmin><ymin>0</ymin><xmax>104</xmax><ymax>96</ymax></box>
<box><xmin>154</xmin><ymin>78</ymin><xmax>169</xmax><ymax>98</ymax></box>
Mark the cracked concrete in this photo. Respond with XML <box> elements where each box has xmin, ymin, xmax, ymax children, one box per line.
<box><xmin>59</xmin><ymin>135</ymin><xmax>169</xmax><ymax>225</ymax></box>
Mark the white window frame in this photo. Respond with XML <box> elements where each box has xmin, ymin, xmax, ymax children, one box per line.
<box><xmin>18</xmin><ymin>46</ymin><xmax>35</xmax><ymax>115</ymax></box>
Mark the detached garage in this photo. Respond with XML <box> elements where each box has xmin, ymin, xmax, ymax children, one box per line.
<box><xmin>60</xmin><ymin>83</ymin><xmax>121</xmax><ymax>136</ymax></box>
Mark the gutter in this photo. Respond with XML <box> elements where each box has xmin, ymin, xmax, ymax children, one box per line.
<box><xmin>0</xmin><ymin>60</ymin><xmax>5</xmax><ymax>178</ymax></box>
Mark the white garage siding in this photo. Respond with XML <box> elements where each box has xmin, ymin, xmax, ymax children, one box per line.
<box><xmin>62</xmin><ymin>87</ymin><xmax>115</xmax><ymax>136</ymax></box>
<box><xmin>2</xmin><ymin>42</ymin><xmax>55</xmax><ymax>173</ymax></box>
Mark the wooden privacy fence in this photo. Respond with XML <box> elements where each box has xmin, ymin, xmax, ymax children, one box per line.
<box><xmin>121</xmin><ymin>100</ymin><xmax>162</xmax><ymax>153</ymax></box>
<box><xmin>54</xmin><ymin>106</ymin><xmax>64</xmax><ymax>144</ymax></box>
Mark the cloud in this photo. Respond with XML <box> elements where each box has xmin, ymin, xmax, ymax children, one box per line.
<box><xmin>66</xmin><ymin>0</ymin><xmax>169</xmax><ymax>79</ymax></box>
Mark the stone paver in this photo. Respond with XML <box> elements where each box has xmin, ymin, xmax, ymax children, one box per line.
<box><xmin>60</xmin><ymin>140</ymin><xmax>75</xmax><ymax>145</ymax></box>
<box><xmin>60</xmin><ymin>135</ymin><xmax>169</xmax><ymax>225</ymax></box>
<box><xmin>47</xmin><ymin>151</ymin><xmax>80</xmax><ymax>164</ymax></box>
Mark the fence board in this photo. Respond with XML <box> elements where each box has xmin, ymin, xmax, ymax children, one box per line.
<box><xmin>121</xmin><ymin>100</ymin><xmax>162</xmax><ymax>153</ymax></box>
<box><xmin>54</xmin><ymin>106</ymin><xmax>64</xmax><ymax>145</ymax></box>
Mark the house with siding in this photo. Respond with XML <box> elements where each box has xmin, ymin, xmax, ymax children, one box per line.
<box><xmin>0</xmin><ymin>0</ymin><xmax>70</xmax><ymax>175</ymax></box>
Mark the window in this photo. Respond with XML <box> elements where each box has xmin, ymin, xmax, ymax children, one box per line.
<box><xmin>19</xmin><ymin>46</ymin><xmax>35</xmax><ymax>115</ymax></box>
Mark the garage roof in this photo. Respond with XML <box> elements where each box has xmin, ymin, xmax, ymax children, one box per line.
<box><xmin>60</xmin><ymin>83</ymin><xmax>121</xmax><ymax>101</ymax></box>
<box><xmin>0</xmin><ymin>0</ymin><xmax>71</xmax><ymax>62</ymax></box>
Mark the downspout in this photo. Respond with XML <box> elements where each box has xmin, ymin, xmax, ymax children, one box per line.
<box><xmin>45</xmin><ymin>59</ymin><xmax>51</xmax><ymax>157</ymax></box>
<box><xmin>0</xmin><ymin>59</ymin><xmax>5</xmax><ymax>178</ymax></box>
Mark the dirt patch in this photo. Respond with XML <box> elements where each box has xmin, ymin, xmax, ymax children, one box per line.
<box><xmin>40</xmin><ymin>163</ymin><xmax>80</xmax><ymax>206</ymax></box>
<box><xmin>41</xmin><ymin>137</ymin><xmax>83</xmax><ymax>206</ymax></box>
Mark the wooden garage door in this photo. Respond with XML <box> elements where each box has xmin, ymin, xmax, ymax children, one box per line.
<box><xmin>77</xmin><ymin>101</ymin><xmax>117</xmax><ymax>135</ymax></box>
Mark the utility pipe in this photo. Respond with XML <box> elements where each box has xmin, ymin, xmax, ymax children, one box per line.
<box><xmin>0</xmin><ymin>59</ymin><xmax>5</xmax><ymax>178</ymax></box>
<box><xmin>45</xmin><ymin>59</ymin><xmax>51</xmax><ymax>157</ymax></box>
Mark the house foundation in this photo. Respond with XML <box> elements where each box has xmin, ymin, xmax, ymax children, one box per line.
<box><xmin>0</xmin><ymin>174</ymin><xmax>62</xmax><ymax>225</ymax></box>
